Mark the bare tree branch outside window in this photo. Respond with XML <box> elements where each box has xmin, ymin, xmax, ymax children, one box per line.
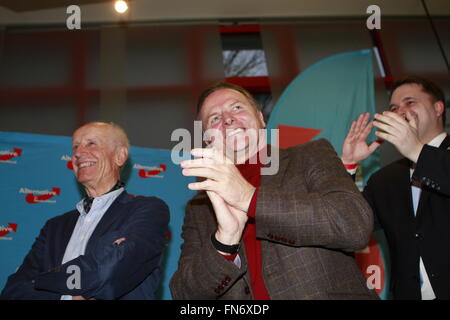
<box><xmin>223</xmin><ymin>50</ymin><xmax>268</xmax><ymax>77</ymax></box>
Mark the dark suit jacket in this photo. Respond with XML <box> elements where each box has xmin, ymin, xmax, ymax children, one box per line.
<box><xmin>170</xmin><ymin>139</ymin><xmax>378</xmax><ymax>300</ymax></box>
<box><xmin>363</xmin><ymin>135</ymin><xmax>450</xmax><ymax>299</ymax></box>
<box><xmin>1</xmin><ymin>191</ymin><xmax>170</xmax><ymax>300</ymax></box>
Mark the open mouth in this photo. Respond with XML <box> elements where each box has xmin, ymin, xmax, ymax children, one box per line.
<box><xmin>226</xmin><ymin>128</ymin><xmax>245</xmax><ymax>137</ymax></box>
<box><xmin>78</xmin><ymin>161</ymin><xmax>96</xmax><ymax>169</ymax></box>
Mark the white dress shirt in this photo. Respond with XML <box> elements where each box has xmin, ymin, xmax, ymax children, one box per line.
<box><xmin>60</xmin><ymin>187</ymin><xmax>124</xmax><ymax>300</ymax></box>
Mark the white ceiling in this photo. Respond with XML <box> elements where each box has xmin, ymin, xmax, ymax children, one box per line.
<box><xmin>0</xmin><ymin>0</ymin><xmax>449</xmax><ymax>26</ymax></box>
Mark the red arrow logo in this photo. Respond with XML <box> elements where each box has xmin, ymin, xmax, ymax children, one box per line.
<box><xmin>138</xmin><ymin>164</ymin><xmax>166</xmax><ymax>178</ymax></box>
<box><xmin>25</xmin><ymin>188</ymin><xmax>61</xmax><ymax>204</ymax></box>
<box><xmin>277</xmin><ymin>125</ymin><xmax>322</xmax><ymax>149</ymax></box>
<box><xmin>0</xmin><ymin>148</ymin><xmax>22</xmax><ymax>161</ymax></box>
<box><xmin>67</xmin><ymin>161</ymin><xmax>74</xmax><ymax>170</ymax></box>
<box><xmin>0</xmin><ymin>223</ymin><xmax>18</xmax><ymax>237</ymax></box>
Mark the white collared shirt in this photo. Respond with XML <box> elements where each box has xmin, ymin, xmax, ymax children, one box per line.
<box><xmin>60</xmin><ymin>187</ymin><xmax>124</xmax><ymax>300</ymax></box>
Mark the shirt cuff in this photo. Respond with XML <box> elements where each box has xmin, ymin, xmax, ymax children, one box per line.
<box><xmin>220</xmin><ymin>253</ymin><xmax>241</xmax><ymax>268</ymax></box>
<box><xmin>343</xmin><ymin>163</ymin><xmax>358</xmax><ymax>176</ymax></box>
<box><xmin>221</xmin><ymin>253</ymin><xmax>237</xmax><ymax>261</ymax></box>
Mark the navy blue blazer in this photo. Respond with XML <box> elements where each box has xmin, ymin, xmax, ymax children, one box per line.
<box><xmin>1</xmin><ymin>191</ymin><xmax>170</xmax><ymax>300</ymax></box>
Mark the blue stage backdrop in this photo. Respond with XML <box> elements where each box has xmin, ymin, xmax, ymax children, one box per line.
<box><xmin>0</xmin><ymin>131</ymin><xmax>195</xmax><ymax>300</ymax></box>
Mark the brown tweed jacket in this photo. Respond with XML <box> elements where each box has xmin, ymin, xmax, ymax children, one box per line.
<box><xmin>170</xmin><ymin>139</ymin><xmax>379</xmax><ymax>300</ymax></box>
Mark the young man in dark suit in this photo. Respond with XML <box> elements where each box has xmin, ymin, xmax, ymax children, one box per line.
<box><xmin>341</xmin><ymin>76</ymin><xmax>449</xmax><ymax>299</ymax></box>
<box><xmin>1</xmin><ymin>122</ymin><xmax>169</xmax><ymax>300</ymax></box>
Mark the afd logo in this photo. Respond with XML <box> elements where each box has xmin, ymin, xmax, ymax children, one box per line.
<box><xmin>134</xmin><ymin>164</ymin><xmax>166</xmax><ymax>179</ymax></box>
<box><xmin>61</xmin><ymin>155</ymin><xmax>74</xmax><ymax>170</ymax></box>
<box><xmin>0</xmin><ymin>148</ymin><xmax>22</xmax><ymax>164</ymax></box>
<box><xmin>0</xmin><ymin>223</ymin><xmax>18</xmax><ymax>240</ymax></box>
<box><xmin>19</xmin><ymin>187</ymin><xmax>61</xmax><ymax>204</ymax></box>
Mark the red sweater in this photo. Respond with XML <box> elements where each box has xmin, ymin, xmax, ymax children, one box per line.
<box><xmin>222</xmin><ymin>160</ymin><xmax>270</xmax><ymax>300</ymax></box>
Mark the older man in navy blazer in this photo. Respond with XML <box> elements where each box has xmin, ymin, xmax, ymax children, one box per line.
<box><xmin>1</xmin><ymin>122</ymin><xmax>169</xmax><ymax>300</ymax></box>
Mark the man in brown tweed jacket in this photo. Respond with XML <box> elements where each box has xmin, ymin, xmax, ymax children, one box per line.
<box><xmin>170</xmin><ymin>82</ymin><xmax>378</xmax><ymax>300</ymax></box>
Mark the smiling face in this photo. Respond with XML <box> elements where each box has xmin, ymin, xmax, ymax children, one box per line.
<box><xmin>71</xmin><ymin>123</ymin><xmax>128</xmax><ymax>196</ymax></box>
<box><xmin>389</xmin><ymin>83</ymin><xmax>445</xmax><ymax>143</ymax></box>
<box><xmin>199</xmin><ymin>88</ymin><xmax>266</xmax><ymax>160</ymax></box>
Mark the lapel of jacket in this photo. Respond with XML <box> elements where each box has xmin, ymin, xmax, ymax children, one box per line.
<box><xmin>416</xmin><ymin>134</ymin><xmax>450</xmax><ymax>220</ymax></box>
<box><xmin>257</xmin><ymin>146</ymin><xmax>290</xmax><ymax>280</ymax></box>
<box><xmin>85</xmin><ymin>191</ymin><xmax>131</xmax><ymax>252</ymax></box>
<box><xmin>55</xmin><ymin>210</ymin><xmax>79</xmax><ymax>265</ymax></box>
<box><xmin>392</xmin><ymin>158</ymin><xmax>416</xmax><ymax>223</ymax></box>
<box><xmin>439</xmin><ymin>135</ymin><xmax>450</xmax><ymax>149</ymax></box>
<box><xmin>260</xmin><ymin>146</ymin><xmax>290</xmax><ymax>188</ymax></box>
